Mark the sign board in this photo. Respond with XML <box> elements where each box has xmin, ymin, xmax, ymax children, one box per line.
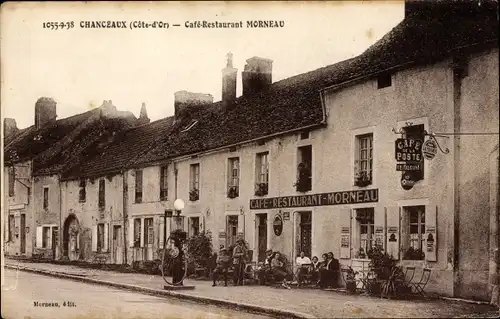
<box><xmin>396</xmin><ymin>163</ymin><xmax>421</xmax><ymax>171</ymax></box>
<box><xmin>401</xmin><ymin>172</ymin><xmax>415</xmax><ymax>190</ymax></box>
<box><xmin>283</xmin><ymin>211</ymin><xmax>290</xmax><ymax>220</ymax></box>
<box><xmin>340</xmin><ymin>227</ymin><xmax>350</xmax><ymax>248</ymax></box>
<box><xmin>422</xmin><ymin>139</ymin><xmax>438</xmax><ymax>160</ymax></box>
<box><xmin>218</xmin><ymin>231</ymin><xmax>226</xmax><ymax>239</ymax></box>
<box><xmin>395</xmin><ymin>138</ymin><xmax>423</xmax><ymax>162</ymax></box>
<box><xmin>250</xmin><ymin>188</ymin><xmax>379</xmax><ymax>210</ymax></box>
<box><xmin>273</xmin><ymin>215</ymin><xmax>283</xmax><ymax>236</ymax></box>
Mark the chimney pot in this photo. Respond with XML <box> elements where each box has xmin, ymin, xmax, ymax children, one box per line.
<box><xmin>35</xmin><ymin>97</ymin><xmax>57</xmax><ymax>129</ymax></box>
<box><xmin>242</xmin><ymin>56</ymin><xmax>273</xmax><ymax>96</ymax></box>
<box><xmin>4</xmin><ymin>118</ymin><xmax>18</xmax><ymax>138</ymax></box>
<box><xmin>222</xmin><ymin>52</ymin><xmax>238</xmax><ymax>111</ymax></box>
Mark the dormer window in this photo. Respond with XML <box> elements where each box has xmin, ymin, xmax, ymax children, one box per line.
<box><xmin>181</xmin><ymin>120</ymin><xmax>198</xmax><ymax>132</ymax></box>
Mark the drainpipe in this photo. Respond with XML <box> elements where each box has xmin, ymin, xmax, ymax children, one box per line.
<box><xmin>59</xmin><ymin>174</ymin><xmax>63</xmax><ymax>260</ymax></box>
<box><xmin>174</xmin><ymin>163</ymin><xmax>178</xmax><ymax>200</ymax></box>
<box><xmin>490</xmin><ymin>145</ymin><xmax>499</xmax><ymax>306</ymax></box>
<box><xmin>122</xmin><ymin>170</ymin><xmax>128</xmax><ymax>264</ymax></box>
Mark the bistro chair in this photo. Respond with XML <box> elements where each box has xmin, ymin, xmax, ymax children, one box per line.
<box><xmin>410</xmin><ymin>268</ymin><xmax>432</xmax><ymax>297</ymax></box>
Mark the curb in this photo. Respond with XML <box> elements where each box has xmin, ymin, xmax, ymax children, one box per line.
<box><xmin>5</xmin><ymin>264</ymin><xmax>315</xmax><ymax>319</ymax></box>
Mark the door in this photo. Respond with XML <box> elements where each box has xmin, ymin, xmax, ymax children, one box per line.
<box><xmin>257</xmin><ymin>214</ymin><xmax>268</xmax><ymax>262</ymax></box>
<box><xmin>51</xmin><ymin>227</ymin><xmax>58</xmax><ymax>260</ymax></box>
<box><xmin>20</xmin><ymin>214</ymin><xmax>26</xmax><ymax>254</ymax></box>
<box><xmin>113</xmin><ymin>225</ymin><xmax>123</xmax><ymax>264</ymax></box>
<box><xmin>299</xmin><ymin>212</ymin><xmax>312</xmax><ymax>258</ymax></box>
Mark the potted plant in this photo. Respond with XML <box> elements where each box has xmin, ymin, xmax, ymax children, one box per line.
<box><xmin>189</xmin><ymin>188</ymin><xmax>199</xmax><ymax>201</ymax></box>
<box><xmin>254</xmin><ymin>183</ymin><xmax>268</xmax><ymax>196</ymax></box>
<box><xmin>354</xmin><ymin>171</ymin><xmax>372</xmax><ymax>187</ymax></box>
<box><xmin>227</xmin><ymin>186</ymin><xmax>239</xmax><ymax>199</ymax></box>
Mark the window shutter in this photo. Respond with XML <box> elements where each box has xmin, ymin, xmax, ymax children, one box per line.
<box><xmin>201</xmin><ymin>216</ymin><xmax>205</xmax><ymax>233</ymax></box>
<box><xmin>400</xmin><ymin>207</ymin><xmax>409</xmax><ymax>255</ymax></box>
<box><xmin>48</xmin><ymin>228</ymin><xmax>53</xmax><ymax>249</ymax></box>
<box><xmin>91</xmin><ymin>225</ymin><xmax>98</xmax><ymax>252</ymax></box>
<box><xmin>339</xmin><ymin>208</ymin><xmax>352</xmax><ymax>259</ymax></box>
<box><xmin>5</xmin><ymin>218</ymin><xmax>9</xmax><ymax>241</ymax></box>
<box><xmin>140</xmin><ymin>218</ymin><xmax>145</xmax><ymax>247</ymax></box>
<box><xmin>159</xmin><ymin>217</ymin><xmax>165</xmax><ymax>248</ymax></box>
<box><xmin>128</xmin><ymin>218</ymin><xmax>134</xmax><ymax>248</ymax></box>
<box><xmin>36</xmin><ymin>226</ymin><xmax>43</xmax><ymax>248</ymax></box>
<box><xmin>374</xmin><ymin>207</ymin><xmax>386</xmax><ymax>250</ymax></box>
<box><xmin>184</xmin><ymin>217</ymin><xmax>189</xmax><ymax>234</ymax></box>
<box><xmin>425</xmin><ymin>205</ymin><xmax>437</xmax><ymax>262</ymax></box>
<box><xmin>103</xmin><ymin>223</ymin><xmax>109</xmax><ymax>252</ymax></box>
<box><xmin>76</xmin><ymin>232</ymin><xmax>80</xmax><ymax>250</ymax></box>
<box><xmin>386</xmin><ymin>206</ymin><xmax>400</xmax><ymax>260</ymax></box>
<box><xmin>237</xmin><ymin>214</ymin><xmax>244</xmax><ymax>236</ymax></box>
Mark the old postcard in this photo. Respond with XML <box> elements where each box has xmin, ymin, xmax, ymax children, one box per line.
<box><xmin>1</xmin><ymin>1</ymin><xmax>499</xmax><ymax>318</ymax></box>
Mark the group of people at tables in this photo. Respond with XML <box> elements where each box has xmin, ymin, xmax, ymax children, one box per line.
<box><xmin>211</xmin><ymin>243</ymin><xmax>340</xmax><ymax>289</ymax></box>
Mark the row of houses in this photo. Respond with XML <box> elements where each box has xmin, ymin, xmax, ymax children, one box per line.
<box><xmin>3</xmin><ymin>1</ymin><xmax>499</xmax><ymax>302</ymax></box>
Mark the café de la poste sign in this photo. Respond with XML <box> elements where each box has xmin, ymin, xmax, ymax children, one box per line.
<box><xmin>250</xmin><ymin>189</ymin><xmax>379</xmax><ymax>210</ymax></box>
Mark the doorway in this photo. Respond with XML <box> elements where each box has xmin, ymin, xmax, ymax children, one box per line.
<box><xmin>256</xmin><ymin>214</ymin><xmax>268</xmax><ymax>262</ymax></box>
<box><xmin>63</xmin><ymin>214</ymin><xmax>80</xmax><ymax>260</ymax></box>
<box><xmin>113</xmin><ymin>225</ymin><xmax>123</xmax><ymax>264</ymax></box>
<box><xmin>20</xmin><ymin>214</ymin><xmax>26</xmax><ymax>254</ymax></box>
<box><xmin>298</xmin><ymin>212</ymin><xmax>312</xmax><ymax>258</ymax></box>
<box><xmin>51</xmin><ymin>227</ymin><xmax>58</xmax><ymax>260</ymax></box>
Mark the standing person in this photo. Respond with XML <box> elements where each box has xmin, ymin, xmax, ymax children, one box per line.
<box><xmin>232</xmin><ymin>239</ymin><xmax>246</xmax><ymax>286</ymax></box>
<box><xmin>318</xmin><ymin>253</ymin><xmax>329</xmax><ymax>288</ymax></box>
<box><xmin>212</xmin><ymin>246</ymin><xmax>230</xmax><ymax>287</ymax></box>
<box><xmin>295</xmin><ymin>251</ymin><xmax>312</xmax><ymax>286</ymax></box>
<box><xmin>327</xmin><ymin>252</ymin><xmax>340</xmax><ymax>288</ymax></box>
<box><xmin>271</xmin><ymin>252</ymin><xmax>290</xmax><ymax>289</ymax></box>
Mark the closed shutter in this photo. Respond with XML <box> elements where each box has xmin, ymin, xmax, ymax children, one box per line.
<box><xmin>184</xmin><ymin>217</ymin><xmax>189</xmax><ymax>234</ymax></box>
<box><xmin>5</xmin><ymin>218</ymin><xmax>9</xmax><ymax>242</ymax></box>
<box><xmin>159</xmin><ymin>217</ymin><xmax>165</xmax><ymax>248</ymax></box>
<box><xmin>386</xmin><ymin>206</ymin><xmax>400</xmax><ymax>260</ymax></box>
<box><xmin>103</xmin><ymin>223</ymin><xmax>109</xmax><ymax>252</ymax></box>
<box><xmin>425</xmin><ymin>205</ymin><xmax>437</xmax><ymax>262</ymax></box>
<box><xmin>36</xmin><ymin>226</ymin><xmax>43</xmax><ymax>248</ymax></box>
<box><xmin>201</xmin><ymin>216</ymin><xmax>205</xmax><ymax>233</ymax></box>
<box><xmin>401</xmin><ymin>207</ymin><xmax>409</xmax><ymax>256</ymax></box>
<box><xmin>48</xmin><ymin>228</ymin><xmax>53</xmax><ymax>249</ymax></box>
<box><xmin>140</xmin><ymin>218</ymin><xmax>145</xmax><ymax>247</ymax></box>
<box><xmin>374</xmin><ymin>207</ymin><xmax>386</xmax><ymax>250</ymax></box>
<box><xmin>92</xmin><ymin>225</ymin><xmax>98</xmax><ymax>252</ymax></box>
<box><xmin>339</xmin><ymin>208</ymin><xmax>352</xmax><ymax>259</ymax></box>
<box><xmin>128</xmin><ymin>218</ymin><xmax>134</xmax><ymax>247</ymax></box>
<box><xmin>237</xmin><ymin>214</ymin><xmax>244</xmax><ymax>238</ymax></box>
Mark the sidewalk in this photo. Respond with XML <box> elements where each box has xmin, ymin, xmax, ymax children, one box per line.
<box><xmin>4</xmin><ymin>258</ymin><xmax>499</xmax><ymax>318</ymax></box>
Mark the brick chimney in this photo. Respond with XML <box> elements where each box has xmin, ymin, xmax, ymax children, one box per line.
<box><xmin>138</xmin><ymin>102</ymin><xmax>150</xmax><ymax>124</ymax></box>
<box><xmin>35</xmin><ymin>97</ymin><xmax>57</xmax><ymax>129</ymax></box>
<box><xmin>242</xmin><ymin>57</ymin><xmax>273</xmax><ymax>96</ymax></box>
<box><xmin>174</xmin><ymin>91</ymin><xmax>213</xmax><ymax>121</ymax></box>
<box><xmin>4</xmin><ymin>118</ymin><xmax>18</xmax><ymax>138</ymax></box>
<box><xmin>222</xmin><ymin>52</ymin><xmax>237</xmax><ymax>111</ymax></box>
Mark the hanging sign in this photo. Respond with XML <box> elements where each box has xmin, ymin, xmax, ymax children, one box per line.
<box><xmin>401</xmin><ymin>172</ymin><xmax>415</xmax><ymax>190</ymax></box>
<box><xmin>395</xmin><ymin>138</ymin><xmax>423</xmax><ymax>162</ymax></box>
<box><xmin>422</xmin><ymin>139</ymin><xmax>438</xmax><ymax>160</ymax></box>
<box><xmin>273</xmin><ymin>215</ymin><xmax>283</xmax><ymax>236</ymax></box>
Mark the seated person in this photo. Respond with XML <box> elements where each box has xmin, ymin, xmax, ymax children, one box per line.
<box><xmin>295</xmin><ymin>251</ymin><xmax>312</xmax><ymax>286</ymax></box>
<box><xmin>271</xmin><ymin>252</ymin><xmax>290</xmax><ymax>289</ymax></box>
<box><xmin>310</xmin><ymin>256</ymin><xmax>321</xmax><ymax>284</ymax></box>
<box><xmin>256</xmin><ymin>249</ymin><xmax>274</xmax><ymax>285</ymax></box>
<box><xmin>212</xmin><ymin>246</ymin><xmax>230</xmax><ymax>287</ymax></box>
<box><xmin>318</xmin><ymin>253</ymin><xmax>330</xmax><ymax>288</ymax></box>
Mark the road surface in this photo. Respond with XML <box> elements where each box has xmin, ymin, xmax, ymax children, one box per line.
<box><xmin>1</xmin><ymin>268</ymin><xmax>273</xmax><ymax>319</ymax></box>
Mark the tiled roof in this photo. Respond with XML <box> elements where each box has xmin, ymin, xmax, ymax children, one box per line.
<box><xmin>61</xmin><ymin>116</ymin><xmax>175</xmax><ymax>180</ymax></box>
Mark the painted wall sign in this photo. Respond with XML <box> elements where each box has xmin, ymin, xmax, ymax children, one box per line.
<box><xmin>283</xmin><ymin>211</ymin><xmax>290</xmax><ymax>220</ymax></box>
<box><xmin>396</xmin><ymin>163</ymin><xmax>421</xmax><ymax>172</ymax></box>
<box><xmin>422</xmin><ymin>139</ymin><xmax>438</xmax><ymax>160</ymax></box>
<box><xmin>395</xmin><ymin>138</ymin><xmax>423</xmax><ymax>162</ymax></box>
<box><xmin>250</xmin><ymin>189</ymin><xmax>379</xmax><ymax>210</ymax></box>
<box><xmin>273</xmin><ymin>215</ymin><xmax>283</xmax><ymax>236</ymax></box>
<box><xmin>340</xmin><ymin>226</ymin><xmax>350</xmax><ymax>248</ymax></box>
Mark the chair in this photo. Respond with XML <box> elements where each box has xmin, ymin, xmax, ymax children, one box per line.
<box><xmin>410</xmin><ymin>268</ymin><xmax>431</xmax><ymax>297</ymax></box>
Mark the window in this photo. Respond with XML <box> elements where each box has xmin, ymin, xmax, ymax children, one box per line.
<box><xmin>133</xmin><ymin>218</ymin><xmax>141</xmax><ymax>247</ymax></box>
<box><xmin>355</xmin><ymin>134</ymin><xmax>373</xmax><ymax>187</ymax></box>
<box><xmin>255</xmin><ymin>152</ymin><xmax>269</xmax><ymax>196</ymax></box>
<box><xmin>97</xmin><ymin>223</ymin><xmax>105</xmax><ymax>252</ymax></box>
<box><xmin>296</xmin><ymin>146</ymin><xmax>312</xmax><ymax>192</ymax></box>
<box><xmin>79</xmin><ymin>179</ymin><xmax>86</xmax><ymax>202</ymax></box>
<box><xmin>160</xmin><ymin>166</ymin><xmax>168</xmax><ymax>201</ymax></box>
<box><xmin>135</xmin><ymin>169</ymin><xmax>143</xmax><ymax>203</ymax></box>
<box><xmin>377</xmin><ymin>73</ymin><xmax>392</xmax><ymax>89</ymax></box>
<box><xmin>144</xmin><ymin>218</ymin><xmax>154</xmax><ymax>245</ymax></box>
<box><xmin>355</xmin><ymin>208</ymin><xmax>375</xmax><ymax>258</ymax></box>
<box><xmin>98</xmin><ymin>179</ymin><xmax>105</xmax><ymax>209</ymax></box>
<box><xmin>226</xmin><ymin>215</ymin><xmax>238</xmax><ymax>248</ymax></box>
<box><xmin>227</xmin><ymin>157</ymin><xmax>240</xmax><ymax>198</ymax></box>
<box><xmin>189</xmin><ymin>164</ymin><xmax>200</xmax><ymax>201</ymax></box>
<box><xmin>8</xmin><ymin>215</ymin><xmax>15</xmax><ymax>241</ymax></box>
<box><xmin>189</xmin><ymin>217</ymin><xmax>200</xmax><ymax>237</ymax></box>
<box><xmin>8</xmin><ymin>167</ymin><xmax>15</xmax><ymax>197</ymax></box>
<box><xmin>42</xmin><ymin>226</ymin><xmax>50</xmax><ymax>248</ymax></box>
<box><xmin>402</xmin><ymin>124</ymin><xmax>425</xmax><ymax>182</ymax></box>
<box><xmin>43</xmin><ymin>187</ymin><xmax>49</xmax><ymax>210</ymax></box>
<box><xmin>403</xmin><ymin>206</ymin><xmax>426</xmax><ymax>260</ymax></box>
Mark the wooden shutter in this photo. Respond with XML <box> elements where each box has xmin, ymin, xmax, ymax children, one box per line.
<box><xmin>5</xmin><ymin>218</ymin><xmax>9</xmax><ymax>242</ymax></box>
<box><xmin>48</xmin><ymin>227</ymin><xmax>53</xmax><ymax>249</ymax></box>
<box><xmin>92</xmin><ymin>225</ymin><xmax>98</xmax><ymax>252</ymax></box>
<box><xmin>128</xmin><ymin>218</ymin><xmax>134</xmax><ymax>247</ymax></box>
<box><xmin>159</xmin><ymin>217</ymin><xmax>165</xmax><ymax>248</ymax></box>
<box><xmin>36</xmin><ymin>226</ymin><xmax>43</xmax><ymax>248</ymax></box>
<box><xmin>140</xmin><ymin>218</ymin><xmax>145</xmax><ymax>247</ymax></box>
<box><xmin>374</xmin><ymin>207</ymin><xmax>386</xmax><ymax>250</ymax></box>
<box><xmin>237</xmin><ymin>214</ymin><xmax>244</xmax><ymax>235</ymax></box>
<box><xmin>339</xmin><ymin>208</ymin><xmax>352</xmax><ymax>259</ymax></box>
<box><xmin>184</xmin><ymin>217</ymin><xmax>189</xmax><ymax>234</ymax></box>
<box><xmin>425</xmin><ymin>205</ymin><xmax>437</xmax><ymax>262</ymax></box>
<box><xmin>400</xmin><ymin>207</ymin><xmax>409</xmax><ymax>256</ymax></box>
<box><xmin>76</xmin><ymin>232</ymin><xmax>80</xmax><ymax>250</ymax></box>
<box><xmin>103</xmin><ymin>223</ymin><xmax>109</xmax><ymax>252</ymax></box>
<box><xmin>201</xmin><ymin>216</ymin><xmax>205</xmax><ymax>233</ymax></box>
<box><xmin>386</xmin><ymin>206</ymin><xmax>400</xmax><ymax>260</ymax></box>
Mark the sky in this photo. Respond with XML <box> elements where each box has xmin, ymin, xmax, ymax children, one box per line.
<box><xmin>1</xmin><ymin>1</ymin><xmax>404</xmax><ymax>129</ymax></box>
